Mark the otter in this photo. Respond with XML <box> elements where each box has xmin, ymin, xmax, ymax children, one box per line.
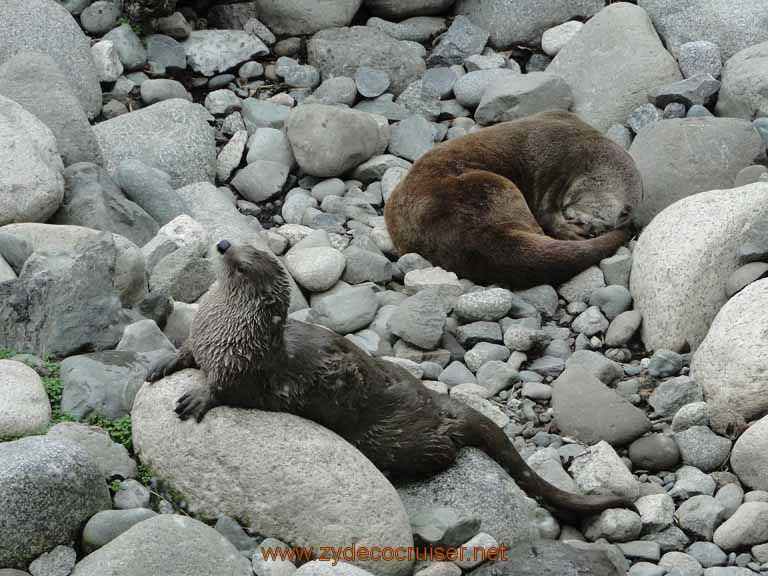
<box><xmin>384</xmin><ymin>110</ymin><xmax>643</xmax><ymax>288</ymax></box>
<box><xmin>146</xmin><ymin>239</ymin><xmax>634</xmax><ymax>516</ymax></box>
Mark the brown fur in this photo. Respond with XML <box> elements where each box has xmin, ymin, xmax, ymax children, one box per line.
<box><xmin>147</xmin><ymin>240</ymin><xmax>636</xmax><ymax>518</ymax></box>
<box><xmin>384</xmin><ymin>111</ymin><xmax>643</xmax><ymax>288</ymax></box>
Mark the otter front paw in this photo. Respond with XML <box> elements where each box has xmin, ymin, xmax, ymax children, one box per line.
<box><xmin>146</xmin><ymin>353</ymin><xmax>178</xmax><ymax>383</ymax></box>
<box><xmin>175</xmin><ymin>388</ymin><xmax>216</xmax><ymax>422</ymax></box>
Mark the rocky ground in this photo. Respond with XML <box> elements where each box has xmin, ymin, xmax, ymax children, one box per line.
<box><xmin>1</xmin><ymin>0</ymin><xmax>768</xmax><ymax>575</ymax></box>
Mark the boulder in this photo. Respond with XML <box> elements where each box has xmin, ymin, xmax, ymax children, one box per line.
<box><xmin>247</xmin><ymin>0</ymin><xmax>362</xmax><ymax>36</ymax></box>
<box><xmin>0</xmin><ymin>436</ymin><xmax>111</xmax><ymax>570</ymax></box>
<box><xmin>628</xmin><ymin>118</ymin><xmax>764</xmax><ymax>226</ymax></box>
<box><xmin>637</xmin><ymin>0</ymin><xmax>768</xmax><ymax>61</ymax></box>
<box><xmin>71</xmin><ymin>515</ymin><xmax>252</xmax><ymax>576</ymax></box>
<box><xmin>131</xmin><ymin>370</ymin><xmax>414</xmax><ymax>576</ymax></box>
<box><xmin>365</xmin><ymin>0</ymin><xmax>454</xmax><ymax>19</ymax></box>
<box><xmin>47</xmin><ymin>421</ymin><xmax>138</xmax><ymax>480</ymax></box>
<box><xmin>453</xmin><ymin>0</ymin><xmax>604</xmax><ymax>49</ymax></box>
<box><xmin>93</xmin><ymin>99</ymin><xmax>216</xmax><ymax>189</ymax></box>
<box><xmin>285</xmin><ymin>104</ymin><xmax>381</xmax><ymax>178</ymax></box>
<box><xmin>0</xmin><ymin>95</ymin><xmax>65</xmax><ymax>226</ymax></box>
<box><xmin>630</xmin><ymin>183</ymin><xmax>768</xmax><ymax>352</ymax></box>
<box><xmin>691</xmin><ymin>279</ymin><xmax>768</xmax><ymax>421</ymax></box>
<box><xmin>474</xmin><ymin>72</ymin><xmax>573</xmax><ymax>125</ymax></box>
<box><xmin>716</xmin><ymin>42</ymin><xmax>768</xmax><ymax>121</ymax></box>
<box><xmin>548</xmin><ymin>3</ymin><xmax>681</xmax><ymax>131</ymax></box>
<box><xmin>0</xmin><ymin>360</ymin><xmax>51</xmax><ymax>439</ymax></box>
<box><xmin>307</xmin><ymin>26</ymin><xmax>426</xmax><ymax>95</ymax></box>
<box><xmin>731</xmin><ymin>414</ymin><xmax>768</xmax><ymax>491</ymax></box>
<box><xmin>0</xmin><ymin>52</ymin><xmax>102</xmax><ymax>166</ymax></box>
<box><xmin>0</xmin><ymin>0</ymin><xmax>102</xmax><ymax>118</ymax></box>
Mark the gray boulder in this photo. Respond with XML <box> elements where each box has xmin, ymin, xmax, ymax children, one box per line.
<box><xmin>114</xmin><ymin>160</ymin><xmax>190</xmax><ymax>228</ymax></box>
<box><xmin>692</xmin><ymin>279</ymin><xmax>768</xmax><ymax>421</ymax></box>
<box><xmin>93</xmin><ymin>99</ymin><xmax>216</xmax><ymax>189</ymax></box>
<box><xmin>131</xmin><ymin>370</ymin><xmax>414</xmax><ymax>576</ymax></box>
<box><xmin>0</xmin><ymin>236</ymin><xmax>132</xmax><ymax>357</ymax></box>
<box><xmin>637</xmin><ymin>0</ymin><xmax>768</xmax><ymax>60</ymax></box>
<box><xmin>0</xmin><ymin>436</ymin><xmax>111</xmax><ymax>570</ymax></box>
<box><xmin>731</xmin><ymin>414</ymin><xmax>768</xmax><ymax>491</ymax></box>
<box><xmin>628</xmin><ymin>118</ymin><xmax>764</xmax><ymax>226</ymax></box>
<box><xmin>453</xmin><ymin>0</ymin><xmax>604</xmax><ymax>49</ymax></box>
<box><xmin>0</xmin><ymin>52</ymin><xmax>101</xmax><ymax>167</ymax></box>
<box><xmin>0</xmin><ymin>0</ymin><xmax>102</xmax><ymax>118</ymax></box>
<box><xmin>365</xmin><ymin>0</ymin><xmax>453</xmax><ymax>19</ymax></box>
<box><xmin>548</xmin><ymin>3</ymin><xmax>681</xmax><ymax>131</ymax></box>
<box><xmin>53</xmin><ymin>162</ymin><xmax>158</xmax><ymax>248</ymax></box>
<box><xmin>475</xmin><ymin>72</ymin><xmax>572</xmax><ymax>125</ymax></box>
<box><xmin>245</xmin><ymin>0</ymin><xmax>361</xmax><ymax>35</ymax></box>
<box><xmin>285</xmin><ymin>104</ymin><xmax>380</xmax><ymax>178</ymax></box>
<box><xmin>307</xmin><ymin>26</ymin><xmax>426</xmax><ymax>95</ymax></box>
<box><xmin>716</xmin><ymin>42</ymin><xmax>768</xmax><ymax>121</ymax></box>
<box><xmin>47</xmin><ymin>421</ymin><xmax>138</xmax><ymax>480</ymax></box>
<box><xmin>631</xmin><ymin>183</ymin><xmax>768</xmax><ymax>352</ymax></box>
<box><xmin>0</xmin><ymin>95</ymin><xmax>65</xmax><ymax>226</ymax></box>
<box><xmin>71</xmin><ymin>515</ymin><xmax>252</xmax><ymax>576</ymax></box>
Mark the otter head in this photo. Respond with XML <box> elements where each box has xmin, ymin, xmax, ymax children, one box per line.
<box><xmin>216</xmin><ymin>239</ymin><xmax>290</xmax><ymax>306</ymax></box>
<box><xmin>560</xmin><ymin>172</ymin><xmax>640</xmax><ymax>237</ymax></box>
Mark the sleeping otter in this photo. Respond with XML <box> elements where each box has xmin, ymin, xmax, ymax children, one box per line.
<box><xmin>384</xmin><ymin>110</ymin><xmax>643</xmax><ymax>288</ymax></box>
<box><xmin>146</xmin><ymin>239</ymin><xmax>634</xmax><ymax>516</ymax></box>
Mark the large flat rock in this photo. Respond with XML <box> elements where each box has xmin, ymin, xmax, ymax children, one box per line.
<box><xmin>630</xmin><ymin>183</ymin><xmax>768</xmax><ymax>353</ymax></box>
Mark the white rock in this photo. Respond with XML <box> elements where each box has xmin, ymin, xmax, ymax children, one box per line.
<box><xmin>91</xmin><ymin>40</ymin><xmax>124</xmax><ymax>82</ymax></box>
<box><xmin>569</xmin><ymin>440</ymin><xmax>640</xmax><ymax>501</ymax></box>
<box><xmin>0</xmin><ymin>360</ymin><xmax>51</xmax><ymax>438</ymax></box>
<box><xmin>216</xmin><ymin>130</ymin><xmax>248</xmax><ymax>182</ymax></box>
<box><xmin>731</xmin><ymin>413</ymin><xmax>768</xmax><ymax>491</ymax></box>
<box><xmin>285</xmin><ymin>247</ymin><xmax>347</xmax><ymax>293</ymax></box>
<box><xmin>542</xmin><ymin>20</ymin><xmax>583</xmax><ymax>56</ymax></box>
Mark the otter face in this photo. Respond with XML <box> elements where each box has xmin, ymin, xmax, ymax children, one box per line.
<box><xmin>561</xmin><ymin>174</ymin><xmax>637</xmax><ymax>237</ymax></box>
<box><xmin>216</xmin><ymin>239</ymin><xmax>288</xmax><ymax>297</ymax></box>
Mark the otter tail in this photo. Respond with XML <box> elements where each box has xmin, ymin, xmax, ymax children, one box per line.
<box><xmin>455</xmin><ymin>406</ymin><xmax>634</xmax><ymax>516</ymax></box>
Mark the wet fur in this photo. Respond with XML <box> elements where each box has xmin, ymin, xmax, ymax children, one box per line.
<box><xmin>384</xmin><ymin>111</ymin><xmax>643</xmax><ymax>288</ymax></box>
<box><xmin>147</xmin><ymin>242</ymin><xmax>635</xmax><ymax>517</ymax></box>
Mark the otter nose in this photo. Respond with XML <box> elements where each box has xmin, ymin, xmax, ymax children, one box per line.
<box><xmin>216</xmin><ymin>240</ymin><xmax>231</xmax><ymax>254</ymax></box>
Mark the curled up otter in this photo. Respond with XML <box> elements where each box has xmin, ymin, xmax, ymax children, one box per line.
<box><xmin>146</xmin><ymin>239</ymin><xmax>635</xmax><ymax>517</ymax></box>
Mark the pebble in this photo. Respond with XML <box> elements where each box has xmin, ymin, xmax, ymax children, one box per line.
<box><xmin>92</xmin><ymin>40</ymin><xmax>123</xmax><ymax>82</ymax></box>
<box><xmin>571</xmin><ymin>306</ymin><xmax>609</xmax><ymax>336</ymax></box>
<box><xmin>629</xmin><ymin>434</ymin><xmax>681</xmax><ymax>472</ymax></box>
<box><xmin>675</xmin><ymin>495</ymin><xmax>726</xmax><ymax>540</ymax></box>
<box><xmin>112</xmin><ymin>479</ymin><xmax>151</xmax><ymax>510</ymax></box>
<box><xmin>675</xmin><ymin>426</ymin><xmax>732</xmax><ymax>472</ymax></box>
<box><xmin>678</xmin><ymin>40</ymin><xmax>722</xmax><ymax>79</ymax></box>
<box><xmin>285</xmin><ymin>247</ymin><xmax>346</xmax><ymax>293</ymax></box>
<box><xmin>354</xmin><ymin>66</ymin><xmax>391</xmax><ymax>98</ymax></box>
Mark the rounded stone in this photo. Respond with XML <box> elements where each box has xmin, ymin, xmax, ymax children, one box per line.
<box><xmin>354</xmin><ymin>66</ymin><xmax>391</xmax><ymax>98</ymax></box>
<box><xmin>628</xmin><ymin>434</ymin><xmax>681</xmax><ymax>472</ymax></box>
<box><xmin>0</xmin><ymin>360</ymin><xmax>51</xmax><ymax>438</ymax></box>
<box><xmin>285</xmin><ymin>247</ymin><xmax>347</xmax><ymax>292</ymax></box>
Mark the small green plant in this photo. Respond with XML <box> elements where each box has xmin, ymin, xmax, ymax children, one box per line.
<box><xmin>137</xmin><ymin>464</ymin><xmax>153</xmax><ymax>486</ymax></box>
<box><xmin>110</xmin><ymin>479</ymin><xmax>125</xmax><ymax>492</ymax></box>
<box><xmin>0</xmin><ymin>349</ymin><xmax>15</xmax><ymax>360</ymax></box>
<box><xmin>117</xmin><ymin>16</ymin><xmax>145</xmax><ymax>36</ymax></box>
<box><xmin>88</xmin><ymin>414</ymin><xmax>134</xmax><ymax>452</ymax></box>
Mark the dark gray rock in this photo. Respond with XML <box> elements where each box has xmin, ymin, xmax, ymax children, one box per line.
<box><xmin>427</xmin><ymin>15</ymin><xmax>488</xmax><ymax>67</ymax></box>
<box><xmin>114</xmin><ymin>160</ymin><xmax>190</xmax><ymax>227</ymax></box>
<box><xmin>0</xmin><ymin>0</ymin><xmax>102</xmax><ymax>118</ymax></box>
<box><xmin>364</xmin><ymin>0</ymin><xmax>453</xmax><ymax>19</ymax></box>
<box><xmin>629</xmin><ymin>434</ymin><xmax>681</xmax><ymax>472</ymax></box>
<box><xmin>647</xmin><ymin>349</ymin><xmax>684</xmax><ymax>378</ymax></box>
<box><xmin>0</xmin><ymin>436</ymin><xmax>111</xmax><ymax>569</ymax></box>
<box><xmin>0</xmin><ymin>52</ymin><xmax>102</xmax><ymax>167</ymax></box>
<box><xmin>53</xmin><ymin>162</ymin><xmax>158</xmax><ymax>247</ymax></box>
<box><xmin>0</xmin><ymin>232</ymin><xmax>32</xmax><ymax>275</ymax></box>
<box><xmin>649</xmin><ymin>376</ymin><xmax>703</xmax><ymax>418</ymax></box>
<box><xmin>648</xmin><ymin>73</ymin><xmax>721</xmax><ymax>108</ymax></box>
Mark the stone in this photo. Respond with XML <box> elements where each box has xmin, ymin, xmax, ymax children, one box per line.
<box><xmin>427</xmin><ymin>16</ymin><xmax>488</xmax><ymax>67</ymax></box>
<box><xmin>569</xmin><ymin>440</ymin><xmax>641</xmax><ymax>501</ymax></box>
<box><xmin>552</xmin><ymin>366</ymin><xmax>651</xmax><ymax>446</ymax></box>
<box><xmin>628</xmin><ymin>118</ymin><xmax>763</xmax><ymax>227</ymax></box>
<box><xmin>155</xmin><ymin>12</ymin><xmax>191</xmax><ymax>39</ymax></box>
<box><xmin>669</xmin><ymin>466</ymin><xmax>717</xmax><ymax>499</ymax></box>
<box><xmin>584</xmin><ymin>509</ymin><xmax>643</xmax><ymax>543</ymax></box>
<box><xmin>92</xmin><ymin>40</ymin><xmax>123</xmax><ymax>82</ymax></box>
<box><xmin>471</xmin><ymin>540</ymin><xmax>624</xmax><ymax>575</ymax></box>
<box><xmin>0</xmin><ymin>360</ymin><xmax>51</xmax><ymax>439</ymax></box>
<box><xmin>0</xmin><ymin>436</ymin><xmax>111</xmax><ymax>569</ymax></box>
<box><xmin>232</xmin><ymin>161</ymin><xmax>289</xmax><ymax>203</ymax></box>
<box><xmin>648</xmin><ymin>376</ymin><xmax>703</xmax><ymax>419</ymax></box>
<box><xmin>181</xmin><ymin>30</ymin><xmax>268</xmax><ymax>77</ymax></box>
<box><xmin>103</xmin><ymin>23</ymin><xmax>147</xmax><ymax>72</ymax></box>
<box><xmin>246</xmin><ymin>128</ymin><xmax>295</xmax><ymax>168</ymax></box>
<box><xmin>630</xmin><ymin>184</ymin><xmax>768</xmax><ymax>352</ymax></box>
<box><xmin>28</xmin><ymin>545</ymin><xmax>76</xmax><ymax>576</ymax></box>
<box><xmin>678</xmin><ymin>41</ymin><xmax>722</xmax><ymax>79</ymax></box>
<box><xmin>627</xmin><ymin>104</ymin><xmax>662</xmax><ymax>134</ymax></box>
<box><xmin>675</xmin><ymin>495</ymin><xmax>726</xmax><ymax>541</ymax></box>
<box><xmin>636</xmin><ymin>493</ymin><xmax>675</xmax><ymax>532</ymax></box>
<box><xmin>648</xmin><ymin>73</ymin><xmax>721</xmax><ymax>109</ymax></box>
<box><xmin>94</xmin><ymin>99</ymin><xmax>216</xmax><ymax>189</ymax></box>
<box><xmin>548</xmin><ymin>3</ymin><xmax>682</xmax><ymax>131</ymax></box>
<box><xmin>313</xmin><ymin>286</ymin><xmax>378</xmax><ymax>334</ymax></box>
<box><xmin>355</xmin><ymin>66</ymin><xmax>390</xmax><ymax>99</ymax></box>
<box><xmin>114</xmin><ymin>160</ymin><xmax>189</xmax><ymax>229</ymax></box>
<box><xmin>0</xmin><ymin>0</ymin><xmax>102</xmax><ymax>118</ymax></box>
<box><xmin>47</xmin><ymin>421</ymin><xmax>137</xmax><ymax>480</ymax></box>
<box><xmin>628</xmin><ymin>434</ymin><xmax>681</xmax><ymax>472</ymax></box>
<box><xmin>243</xmin><ymin>0</ymin><xmax>361</xmax><ymax>36</ymax></box>
<box><xmin>0</xmin><ymin>95</ymin><xmax>65</xmax><ymax>225</ymax></box>
<box><xmin>82</xmin><ymin>509</ymin><xmax>158</xmax><ymax>554</ymax></box>
<box><xmin>565</xmin><ymin>350</ymin><xmax>623</xmax><ymax>384</ymax></box>
<box><xmin>285</xmin><ymin>247</ymin><xmax>346</xmax><ymax>292</ymax></box>
<box><xmin>571</xmin><ymin>306</ymin><xmax>609</xmax><ymax>337</ymax></box>
<box><xmin>140</xmin><ymin>79</ymin><xmax>191</xmax><ymax>105</ymax></box>
<box><xmin>589</xmin><ymin>285</ymin><xmax>632</xmax><ymax>320</ymax></box>
<box><xmin>675</xmin><ymin>426</ymin><xmax>732</xmax><ymax>473</ymax></box>
<box><xmin>475</xmin><ymin>72</ymin><xmax>573</xmax><ymax>125</ymax></box>
<box><xmin>647</xmin><ymin>350</ymin><xmax>684</xmax><ymax>378</ymax></box>
<box><xmin>558</xmin><ymin>266</ymin><xmax>605</xmax><ymax>303</ymax></box>
<box><xmin>453</xmin><ymin>68</ymin><xmax>520</xmax><ymax>108</ymax></box>
<box><xmin>455</xmin><ymin>289</ymin><xmax>514</xmax><ymax>322</ymax></box>
<box><xmin>389</xmin><ymin>115</ymin><xmax>434</xmax><ymax>162</ymax></box>
<box><xmin>366</xmin><ymin>15</ymin><xmax>447</xmax><ymax>43</ymax></box>
<box><xmin>637</xmin><ymin>0</ymin><xmax>768</xmax><ymax>61</ymax></box>
<box><xmin>132</xmin><ymin>371</ymin><xmax>413</xmax><ymax>576</ymax></box>
<box><xmin>390</xmin><ymin>289</ymin><xmax>449</xmax><ymax>350</ymax></box>
<box><xmin>307</xmin><ymin>26</ymin><xmax>426</xmax><ymax>95</ymax></box>
<box><xmin>365</xmin><ymin>0</ymin><xmax>453</xmax><ymax>19</ymax></box>
<box><xmin>286</xmin><ymin>104</ymin><xmax>380</xmax><ymax>178</ymax></box>
<box><xmin>658</xmin><ymin>552</ymin><xmax>703</xmax><ymax>575</ymax></box>
<box><xmin>542</xmin><ymin>20</ymin><xmax>584</xmax><ymax>56</ymax></box>
<box><xmin>731</xmin><ymin>414</ymin><xmax>768</xmax><ymax>491</ymax></box>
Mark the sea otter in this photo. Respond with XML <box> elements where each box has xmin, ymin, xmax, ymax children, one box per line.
<box><xmin>146</xmin><ymin>239</ymin><xmax>634</xmax><ymax>516</ymax></box>
<box><xmin>384</xmin><ymin>110</ymin><xmax>643</xmax><ymax>288</ymax></box>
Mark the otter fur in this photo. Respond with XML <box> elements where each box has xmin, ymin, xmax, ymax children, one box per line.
<box><xmin>384</xmin><ymin>111</ymin><xmax>643</xmax><ymax>288</ymax></box>
<box><xmin>147</xmin><ymin>239</ymin><xmax>635</xmax><ymax>516</ymax></box>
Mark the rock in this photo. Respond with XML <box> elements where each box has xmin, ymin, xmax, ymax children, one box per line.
<box><xmin>244</xmin><ymin>0</ymin><xmax>361</xmax><ymax>36</ymax></box>
<box><xmin>427</xmin><ymin>15</ymin><xmax>488</xmax><ymax>67</ymax></box>
<box><xmin>132</xmin><ymin>371</ymin><xmax>413</xmax><ymax>576</ymax></box>
<box><xmin>0</xmin><ymin>360</ymin><xmax>51</xmax><ymax>439</ymax></box>
<box><xmin>0</xmin><ymin>95</ymin><xmax>65</xmax><ymax>225</ymax></box>
<box><xmin>648</xmin><ymin>376</ymin><xmax>703</xmax><ymax>419</ymax></box>
<box><xmin>558</xmin><ymin>266</ymin><xmax>605</xmax><ymax>303</ymax></box>
<box><xmin>542</xmin><ymin>20</ymin><xmax>583</xmax><ymax>56</ymax></box>
<box><xmin>731</xmin><ymin>414</ymin><xmax>768</xmax><ymax>491</ymax></box>
<box><xmin>342</xmin><ymin>246</ymin><xmax>393</xmax><ymax>284</ymax></box>
<box><xmin>628</xmin><ymin>118</ymin><xmax>763</xmax><ymax>227</ymax></box>
<box><xmin>669</xmin><ymin>466</ymin><xmax>717</xmax><ymax>499</ymax></box>
<box><xmin>0</xmin><ymin>238</ymin><xmax>131</xmax><ymax>357</ymax></box>
<box><xmin>365</xmin><ymin>0</ymin><xmax>452</xmax><ymax>19</ymax></box>
<box><xmin>627</xmin><ymin>103</ymin><xmax>662</xmax><ymax>134</ymax></box>
<box><xmin>232</xmin><ymin>161</ymin><xmax>290</xmax><ymax>203</ymax></box>
<box><xmin>145</xmin><ymin>34</ymin><xmax>185</xmax><ymax>73</ymax></box>
<box><xmin>313</xmin><ymin>285</ymin><xmax>378</xmax><ymax>334</ymax></box>
<box><xmin>140</xmin><ymin>79</ymin><xmax>191</xmax><ymax>104</ymax></box>
<box><xmin>630</xmin><ymin>183</ymin><xmax>768</xmax><ymax>352</ymax></box>
<box><xmin>605</xmin><ymin>311</ymin><xmax>642</xmax><ymax>348</ymax></box>
<box><xmin>589</xmin><ymin>285</ymin><xmax>632</xmax><ymax>320</ymax></box>
<box><xmin>571</xmin><ymin>306</ymin><xmax>609</xmax><ymax>337</ymax></box>
<box><xmin>0</xmin><ymin>436</ymin><xmax>111</xmax><ymax>569</ymax></box>
<box><xmin>117</xmin><ymin>319</ymin><xmax>175</xmax><ymax>355</ymax></box>
<box><xmin>390</xmin><ymin>289</ymin><xmax>449</xmax><ymax>350</ymax></box>
<box><xmin>647</xmin><ymin>350</ymin><xmax>684</xmax><ymax>378</ymax></box>
<box><xmin>548</xmin><ymin>3</ymin><xmax>681</xmax><ymax>131</ymax></box>
<box><xmin>354</xmin><ymin>66</ymin><xmax>390</xmax><ymax>99</ymax></box>
<box><xmin>584</xmin><ymin>509</ymin><xmax>643</xmax><ymax>543</ymax></box>
<box><xmin>181</xmin><ymin>30</ymin><xmax>268</xmax><ymax>77</ymax></box>
<box><xmin>675</xmin><ymin>427</ymin><xmax>731</xmax><ymax>473</ymax></box>
<box><xmin>716</xmin><ymin>41</ymin><xmax>768</xmax><ymax>121</ymax></box>
<box><xmin>54</xmin><ymin>162</ymin><xmax>158</xmax><ymax>247</ymax></box>
<box><xmin>648</xmin><ymin>73</ymin><xmax>720</xmax><ymax>109</ymax></box>
<box><xmin>0</xmin><ymin>53</ymin><xmax>102</xmax><ymax>167</ymax></box>
<box><xmin>454</xmin><ymin>0</ymin><xmax>603</xmax><ymax>49</ymax></box>
<box><xmin>569</xmin><ymin>440</ymin><xmax>640</xmax><ymax>501</ymax></box>
<box><xmin>675</xmin><ymin>495</ymin><xmax>725</xmax><ymax>541</ymax></box>
<box><xmin>286</xmin><ymin>104</ymin><xmax>380</xmax><ymax>178</ymax></box>
<box><xmin>92</xmin><ymin>40</ymin><xmax>123</xmax><ymax>82</ymax></box>
<box><xmin>455</xmin><ymin>289</ymin><xmax>514</xmax><ymax>322</ymax></box>
<box><xmin>726</xmin><ymin>263</ymin><xmax>768</xmax><ymax>297</ymax></box>
<box><xmin>103</xmin><ymin>23</ymin><xmax>147</xmax><ymax>72</ymax></box>
<box><xmin>389</xmin><ymin>115</ymin><xmax>434</xmax><ymax>162</ymax></box>
<box><xmin>713</xmin><ymin>502</ymin><xmax>768</xmax><ymax>551</ymax></box>
<box><xmin>94</xmin><ymin>99</ymin><xmax>216</xmax><ymax>189</ymax></box>
<box><xmin>397</xmin><ymin>448</ymin><xmax>538</xmax><ymax>548</ymax></box>
<box><xmin>637</xmin><ymin>0</ymin><xmax>768</xmax><ymax>61</ymax></box>
<box><xmin>552</xmin><ymin>366</ymin><xmax>651</xmax><ymax>446</ymax></box>
<box><xmin>307</xmin><ymin>26</ymin><xmax>426</xmax><ymax>95</ymax></box>
<box><xmin>687</xmin><ymin>542</ymin><xmax>727</xmax><ymax>568</ymax></box>
<box><xmin>81</xmin><ymin>509</ymin><xmax>157</xmax><ymax>554</ymax></box>
<box><xmin>475</xmin><ymin>72</ymin><xmax>573</xmax><ymax>126</ymax></box>
<box><xmin>628</xmin><ymin>434</ymin><xmax>681</xmax><ymax>472</ymax></box>
<box><xmin>0</xmin><ymin>0</ymin><xmax>102</xmax><ymax>118</ymax></box>
<box><xmin>285</xmin><ymin>247</ymin><xmax>346</xmax><ymax>292</ymax></box>
<box><xmin>47</xmin><ymin>421</ymin><xmax>137</xmax><ymax>480</ymax></box>
<box><xmin>678</xmin><ymin>41</ymin><xmax>722</xmax><ymax>79</ymax></box>
<box><xmin>114</xmin><ymin>160</ymin><xmax>190</xmax><ymax>228</ymax></box>
<box><xmin>28</xmin><ymin>545</ymin><xmax>76</xmax><ymax>576</ymax></box>
<box><xmin>636</xmin><ymin>493</ymin><xmax>675</xmax><ymax>532</ymax></box>
<box><xmin>565</xmin><ymin>350</ymin><xmax>623</xmax><ymax>384</ymax></box>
